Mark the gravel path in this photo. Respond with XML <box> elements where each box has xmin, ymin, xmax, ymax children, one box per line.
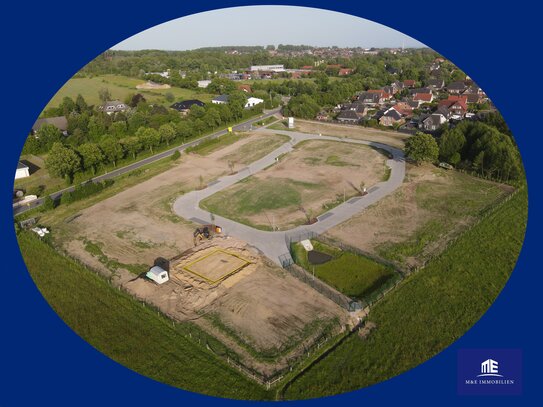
<box><xmin>172</xmin><ymin>128</ymin><xmax>405</xmax><ymax>265</ymax></box>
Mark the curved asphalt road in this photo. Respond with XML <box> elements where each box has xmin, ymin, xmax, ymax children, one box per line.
<box><xmin>13</xmin><ymin>108</ymin><xmax>281</xmax><ymax>216</ymax></box>
<box><xmin>172</xmin><ymin>128</ymin><xmax>405</xmax><ymax>265</ymax></box>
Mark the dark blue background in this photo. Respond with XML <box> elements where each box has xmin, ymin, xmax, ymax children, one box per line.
<box><xmin>1</xmin><ymin>1</ymin><xmax>540</xmax><ymax>405</ymax></box>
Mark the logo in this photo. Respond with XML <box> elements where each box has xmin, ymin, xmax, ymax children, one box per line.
<box><xmin>478</xmin><ymin>359</ymin><xmax>503</xmax><ymax>377</ymax></box>
<box><xmin>457</xmin><ymin>349</ymin><xmax>522</xmax><ymax>395</ymax></box>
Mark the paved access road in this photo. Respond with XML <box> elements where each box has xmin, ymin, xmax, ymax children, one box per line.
<box><xmin>172</xmin><ymin>128</ymin><xmax>406</xmax><ymax>265</ymax></box>
<box><xmin>13</xmin><ymin>108</ymin><xmax>281</xmax><ymax>216</ymax></box>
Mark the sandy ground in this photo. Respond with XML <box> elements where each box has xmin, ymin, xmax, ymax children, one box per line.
<box><xmin>136</xmin><ymin>81</ymin><xmax>171</xmax><ymax>89</ymax></box>
<box><xmin>204</xmin><ymin>139</ymin><xmax>387</xmax><ymax>230</ymax></box>
<box><xmin>56</xmin><ymin>132</ymin><xmax>283</xmax><ymax>270</ymax></box>
<box><xmin>122</xmin><ymin>237</ymin><xmax>350</xmax><ymax>376</ymax></box>
<box><xmin>293</xmin><ymin>119</ymin><xmax>410</xmax><ymax>148</ymax></box>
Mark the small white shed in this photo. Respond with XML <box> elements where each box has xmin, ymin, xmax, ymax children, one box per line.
<box><xmin>288</xmin><ymin>117</ymin><xmax>295</xmax><ymax>129</ymax></box>
<box><xmin>15</xmin><ymin>162</ymin><xmax>30</xmax><ymax>179</ymax></box>
<box><xmin>146</xmin><ymin>266</ymin><xmax>169</xmax><ymax>285</ymax></box>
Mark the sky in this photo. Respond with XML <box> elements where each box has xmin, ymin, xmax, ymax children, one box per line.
<box><xmin>112</xmin><ymin>6</ymin><xmax>425</xmax><ymax>51</ymax></box>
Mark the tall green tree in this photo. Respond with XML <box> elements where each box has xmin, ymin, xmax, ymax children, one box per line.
<box><xmin>99</xmin><ymin>136</ymin><xmax>123</xmax><ymax>167</ymax></box>
<box><xmin>158</xmin><ymin>124</ymin><xmax>176</xmax><ymax>146</ymax></box>
<box><xmin>46</xmin><ymin>142</ymin><xmax>81</xmax><ymax>182</ymax></box>
<box><xmin>77</xmin><ymin>143</ymin><xmax>104</xmax><ymax>174</ymax></box>
<box><xmin>405</xmin><ymin>132</ymin><xmax>439</xmax><ymax>164</ymax></box>
<box><xmin>120</xmin><ymin>137</ymin><xmax>142</xmax><ymax>160</ymax></box>
<box><xmin>136</xmin><ymin>127</ymin><xmax>161</xmax><ymax>153</ymax></box>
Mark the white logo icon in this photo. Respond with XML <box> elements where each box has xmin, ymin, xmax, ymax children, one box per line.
<box><xmin>478</xmin><ymin>359</ymin><xmax>504</xmax><ymax>377</ymax></box>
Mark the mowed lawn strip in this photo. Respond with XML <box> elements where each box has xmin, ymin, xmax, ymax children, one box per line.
<box><xmin>284</xmin><ymin>187</ymin><xmax>527</xmax><ymax>399</ymax></box>
<box><xmin>18</xmin><ymin>232</ymin><xmax>270</xmax><ymax>400</ymax></box>
<box><xmin>292</xmin><ymin>240</ymin><xmax>395</xmax><ymax>299</ymax></box>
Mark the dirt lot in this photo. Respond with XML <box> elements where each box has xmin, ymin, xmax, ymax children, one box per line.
<box><xmin>123</xmin><ymin>237</ymin><xmax>350</xmax><ymax>376</ymax></box>
<box><xmin>326</xmin><ymin>164</ymin><xmax>513</xmax><ymax>268</ymax></box>
<box><xmin>55</xmin><ymin>132</ymin><xmax>289</xmax><ymax>274</ymax></box>
<box><xmin>136</xmin><ymin>81</ymin><xmax>171</xmax><ymax>89</ymax></box>
<box><xmin>279</xmin><ymin>119</ymin><xmax>410</xmax><ymax>148</ymax></box>
<box><xmin>201</xmin><ymin>139</ymin><xmax>388</xmax><ymax>230</ymax></box>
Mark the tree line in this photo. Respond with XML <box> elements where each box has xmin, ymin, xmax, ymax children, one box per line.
<box><xmin>405</xmin><ymin>116</ymin><xmax>523</xmax><ymax>183</ymax></box>
<box><xmin>25</xmin><ymin>92</ymin><xmax>262</xmax><ymax>184</ymax></box>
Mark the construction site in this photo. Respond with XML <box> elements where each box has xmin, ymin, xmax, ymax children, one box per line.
<box><xmin>124</xmin><ymin>232</ymin><xmax>353</xmax><ymax>380</ymax></box>
<box><xmin>38</xmin><ymin>121</ymin><xmax>511</xmax><ymax>388</ymax></box>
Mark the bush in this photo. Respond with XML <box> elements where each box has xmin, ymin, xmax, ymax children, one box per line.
<box><xmin>171</xmin><ymin>150</ymin><xmax>181</xmax><ymax>161</ymax></box>
<box><xmin>59</xmin><ymin>180</ymin><xmax>115</xmax><ymax>205</ymax></box>
<box><xmin>41</xmin><ymin>196</ymin><xmax>56</xmax><ymax>212</ymax></box>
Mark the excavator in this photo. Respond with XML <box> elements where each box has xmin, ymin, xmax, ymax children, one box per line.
<box><xmin>193</xmin><ymin>224</ymin><xmax>222</xmax><ymax>245</ymax></box>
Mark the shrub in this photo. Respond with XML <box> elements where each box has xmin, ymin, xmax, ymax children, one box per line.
<box><xmin>171</xmin><ymin>150</ymin><xmax>181</xmax><ymax>161</ymax></box>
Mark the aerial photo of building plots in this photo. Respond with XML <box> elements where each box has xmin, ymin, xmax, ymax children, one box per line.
<box><xmin>15</xmin><ymin>33</ymin><xmax>526</xmax><ymax>400</ymax></box>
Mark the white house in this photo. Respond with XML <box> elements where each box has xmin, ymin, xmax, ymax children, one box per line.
<box><xmin>245</xmin><ymin>97</ymin><xmax>264</xmax><ymax>108</ymax></box>
<box><xmin>146</xmin><ymin>266</ymin><xmax>169</xmax><ymax>285</ymax></box>
<box><xmin>15</xmin><ymin>162</ymin><xmax>30</xmax><ymax>180</ymax></box>
<box><xmin>98</xmin><ymin>100</ymin><xmax>129</xmax><ymax>114</ymax></box>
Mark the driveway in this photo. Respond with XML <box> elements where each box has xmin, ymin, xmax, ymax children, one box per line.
<box><xmin>172</xmin><ymin>128</ymin><xmax>405</xmax><ymax>265</ymax></box>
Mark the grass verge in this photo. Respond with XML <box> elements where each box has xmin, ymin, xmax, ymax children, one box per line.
<box><xmin>284</xmin><ymin>187</ymin><xmax>527</xmax><ymax>399</ymax></box>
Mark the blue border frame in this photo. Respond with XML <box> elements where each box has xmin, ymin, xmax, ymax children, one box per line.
<box><xmin>1</xmin><ymin>1</ymin><xmax>539</xmax><ymax>406</ymax></box>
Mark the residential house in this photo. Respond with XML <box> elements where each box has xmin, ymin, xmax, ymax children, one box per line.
<box><xmin>435</xmin><ymin>105</ymin><xmax>452</xmax><ymax>119</ymax></box>
<box><xmin>421</xmin><ymin>114</ymin><xmax>447</xmax><ymax>132</ymax></box>
<box><xmin>409</xmin><ymin>87</ymin><xmax>432</xmax><ymax>95</ymax></box>
<box><xmin>403</xmin><ymin>79</ymin><xmax>416</xmax><ymax>88</ymax></box>
<box><xmin>412</xmin><ymin>93</ymin><xmax>434</xmax><ymax>105</ymax></box>
<box><xmin>337</xmin><ymin>109</ymin><xmax>361</xmax><ymax>124</ymax></box>
<box><xmin>170</xmin><ymin>99</ymin><xmax>205</xmax><ymax>114</ymax></box>
<box><xmin>438</xmin><ymin>95</ymin><xmax>468</xmax><ymax>118</ymax></box>
<box><xmin>338</xmin><ymin>68</ymin><xmax>353</xmax><ymax>76</ymax></box>
<box><xmin>391</xmin><ymin>81</ymin><xmax>405</xmax><ymax>92</ymax></box>
<box><xmin>238</xmin><ymin>84</ymin><xmax>252</xmax><ymax>93</ymax></box>
<box><xmin>427</xmin><ymin>78</ymin><xmax>445</xmax><ymax>91</ymax></box>
<box><xmin>392</xmin><ymin>102</ymin><xmax>414</xmax><ymax>117</ymax></box>
<box><xmin>356</xmin><ymin>92</ymin><xmax>382</xmax><ymax>106</ymax></box>
<box><xmin>32</xmin><ymin>116</ymin><xmax>68</xmax><ymax>135</ymax></box>
<box><xmin>379</xmin><ymin>107</ymin><xmax>404</xmax><ymax>127</ymax></box>
<box><xmin>212</xmin><ymin>95</ymin><xmax>229</xmax><ymax>104</ymax></box>
<box><xmin>98</xmin><ymin>100</ymin><xmax>129</xmax><ymax>114</ymax></box>
<box><xmin>245</xmin><ymin>97</ymin><xmax>264</xmax><ymax>108</ymax></box>
<box><xmin>447</xmin><ymin>81</ymin><xmax>467</xmax><ymax>94</ymax></box>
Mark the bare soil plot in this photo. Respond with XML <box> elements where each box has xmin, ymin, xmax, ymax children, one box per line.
<box><xmin>325</xmin><ymin>164</ymin><xmax>513</xmax><ymax>269</ymax></box>
<box><xmin>287</xmin><ymin>119</ymin><xmax>410</xmax><ymax>148</ymax></box>
<box><xmin>123</xmin><ymin>237</ymin><xmax>351</xmax><ymax>377</ymax></box>
<box><xmin>179</xmin><ymin>249</ymin><xmax>251</xmax><ymax>284</ymax></box>
<box><xmin>136</xmin><ymin>81</ymin><xmax>171</xmax><ymax>89</ymax></box>
<box><xmin>52</xmin><ymin>132</ymin><xmax>286</xmax><ymax>275</ymax></box>
<box><xmin>201</xmin><ymin>139</ymin><xmax>388</xmax><ymax>230</ymax></box>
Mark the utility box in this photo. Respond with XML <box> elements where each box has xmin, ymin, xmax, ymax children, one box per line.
<box><xmin>288</xmin><ymin>117</ymin><xmax>294</xmax><ymax>129</ymax></box>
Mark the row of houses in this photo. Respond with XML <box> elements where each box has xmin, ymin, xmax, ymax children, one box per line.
<box><xmin>329</xmin><ymin>77</ymin><xmax>488</xmax><ymax>132</ymax></box>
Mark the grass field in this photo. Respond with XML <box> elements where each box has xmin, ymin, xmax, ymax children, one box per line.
<box><xmin>17</xmin><ymin>231</ymin><xmax>270</xmax><ymax>400</ymax></box>
<box><xmin>46</xmin><ymin>74</ymin><xmax>215</xmax><ymax>109</ymax></box>
<box><xmin>201</xmin><ymin>177</ymin><xmax>320</xmax><ymax>230</ymax></box>
<box><xmin>376</xmin><ymin>170</ymin><xmax>509</xmax><ymax>265</ymax></box>
<box><xmin>284</xmin><ymin>187</ymin><xmax>527</xmax><ymax>399</ymax></box>
<box><xmin>291</xmin><ymin>240</ymin><xmax>396</xmax><ymax>300</ymax></box>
